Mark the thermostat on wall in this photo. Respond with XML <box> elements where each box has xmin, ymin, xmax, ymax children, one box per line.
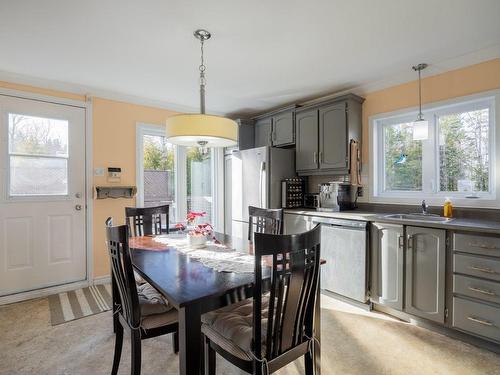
<box><xmin>108</xmin><ymin>167</ymin><xmax>122</xmax><ymax>182</ymax></box>
<box><xmin>108</xmin><ymin>167</ymin><xmax>121</xmax><ymax>178</ymax></box>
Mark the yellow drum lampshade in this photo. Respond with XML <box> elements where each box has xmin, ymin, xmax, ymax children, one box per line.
<box><xmin>165</xmin><ymin>113</ymin><xmax>238</xmax><ymax>147</ymax></box>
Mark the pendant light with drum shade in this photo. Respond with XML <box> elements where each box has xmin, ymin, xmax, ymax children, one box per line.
<box><xmin>412</xmin><ymin>63</ymin><xmax>429</xmax><ymax>141</ymax></box>
<box><xmin>165</xmin><ymin>29</ymin><xmax>238</xmax><ymax>148</ymax></box>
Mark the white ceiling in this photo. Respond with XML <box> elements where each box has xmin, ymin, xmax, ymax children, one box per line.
<box><xmin>1</xmin><ymin>0</ymin><xmax>500</xmax><ymax>116</ymax></box>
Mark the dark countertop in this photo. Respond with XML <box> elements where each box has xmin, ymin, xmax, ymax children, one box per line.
<box><xmin>284</xmin><ymin>208</ymin><xmax>500</xmax><ymax>235</ymax></box>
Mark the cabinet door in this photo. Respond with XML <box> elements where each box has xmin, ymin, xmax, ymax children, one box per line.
<box><xmin>295</xmin><ymin>109</ymin><xmax>319</xmax><ymax>171</ymax></box>
<box><xmin>405</xmin><ymin>226</ymin><xmax>446</xmax><ymax>323</ymax></box>
<box><xmin>272</xmin><ymin>110</ymin><xmax>294</xmax><ymax>146</ymax></box>
<box><xmin>254</xmin><ymin>117</ymin><xmax>272</xmax><ymax>147</ymax></box>
<box><xmin>319</xmin><ymin>102</ymin><xmax>347</xmax><ymax>170</ymax></box>
<box><xmin>371</xmin><ymin>223</ymin><xmax>404</xmax><ymax>310</ymax></box>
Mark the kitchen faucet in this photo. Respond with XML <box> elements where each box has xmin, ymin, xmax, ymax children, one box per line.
<box><xmin>421</xmin><ymin>200</ymin><xmax>429</xmax><ymax>215</ymax></box>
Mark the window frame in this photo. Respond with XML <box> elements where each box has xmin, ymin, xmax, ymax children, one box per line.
<box><xmin>370</xmin><ymin>91</ymin><xmax>498</xmax><ymax>205</ymax></box>
<box><xmin>5</xmin><ymin>111</ymin><xmax>72</xmax><ymax>201</ymax></box>
<box><xmin>136</xmin><ymin>123</ymin><xmax>225</xmax><ymax>231</ymax></box>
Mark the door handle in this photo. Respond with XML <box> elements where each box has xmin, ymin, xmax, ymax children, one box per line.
<box><xmin>468</xmin><ymin>286</ymin><xmax>496</xmax><ymax>296</ymax></box>
<box><xmin>407</xmin><ymin>234</ymin><xmax>413</xmax><ymax>250</ymax></box>
<box><xmin>313</xmin><ymin>152</ymin><xmax>318</xmax><ymax>165</ymax></box>
<box><xmin>469</xmin><ymin>265</ymin><xmax>499</xmax><ymax>275</ymax></box>
<box><xmin>319</xmin><ymin>151</ymin><xmax>323</xmax><ymax>164</ymax></box>
<box><xmin>75</xmin><ymin>204</ymin><xmax>82</xmax><ymax>211</ymax></box>
<box><xmin>398</xmin><ymin>235</ymin><xmax>404</xmax><ymax>250</ymax></box>
<box><xmin>259</xmin><ymin>162</ymin><xmax>265</xmax><ymax>208</ymax></box>
<box><xmin>467</xmin><ymin>316</ymin><xmax>494</xmax><ymax>327</ymax></box>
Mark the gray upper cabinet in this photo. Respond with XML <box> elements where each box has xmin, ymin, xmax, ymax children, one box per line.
<box><xmin>319</xmin><ymin>102</ymin><xmax>348</xmax><ymax>170</ymax></box>
<box><xmin>371</xmin><ymin>223</ymin><xmax>404</xmax><ymax>311</ymax></box>
<box><xmin>254</xmin><ymin>116</ymin><xmax>272</xmax><ymax>148</ymax></box>
<box><xmin>225</xmin><ymin>119</ymin><xmax>255</xmax><ymax>154</ymax></box>
<box><xmin>405</xmin><ymin>226</ymin><xmax>446</xmax><ymax>324</ymax></box>
<box><xmin>272</xmin><ymin>110</ymin><xmax>294</xmax><ymax>146</ymax></box>
<box><xmin>295</xmin><ymin>109</ymin><xmax>319</xmax><ymax>171</ymax></box>
<box><xmin>295</xmin><ymin>94</ymin><xmax>364</xmax><ymax>176</ymax></box>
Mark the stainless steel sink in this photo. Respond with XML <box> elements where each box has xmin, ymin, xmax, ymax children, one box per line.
<box><xmin>383</xmin><ymin>213</ymin><xmax>454</xmax><ymax>222</ymax></box>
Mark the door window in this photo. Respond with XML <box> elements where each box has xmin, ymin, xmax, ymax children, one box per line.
<box><xmin>186</xmin><ymin>147</ymin><xmax>213</xmax><ymax>223</ymax></box>
<box><xmin>8</xmin><ymin>113</ymin><xmax>69</xmax><ymax>196</ymax></box>
<box><xmin>142</xmin><ymin>133</ymin><xmax>176</xmax><ymax>223</ymax></box>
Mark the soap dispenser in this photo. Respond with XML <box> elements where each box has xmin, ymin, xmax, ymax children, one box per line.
<box><xmin>443</xmin><ymin>197</ymin><xmax>453</xmax><ymax>218</ymax></box>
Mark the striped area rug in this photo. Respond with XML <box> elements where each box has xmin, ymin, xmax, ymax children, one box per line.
<box><xmin>48</xmin><ymin>284</ymin><xmax>112</xmax><ymax>326</ymax></box>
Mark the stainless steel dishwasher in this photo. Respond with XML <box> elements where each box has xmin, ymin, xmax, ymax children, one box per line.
<box><xmin>312</xmin><ymin>216</ymin><xmax>369</xmax><ymax>303</ymax></box>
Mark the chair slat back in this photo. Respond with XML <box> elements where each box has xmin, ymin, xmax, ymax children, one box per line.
<box><xmin>105</xmin><ymin>222</ymin><xmax>141</xmax><ymax>328</ymax></box>
<box><xmin>248</xmin><ymin>206</ymin><xmax>283</xmax><ymax>242</ymax></box>
<box><xmin>125</xmin><ymin>205</ymin><xmax>169</xmax><ymax>237</ymax></box>
<box><xmin>253</xmin><ymin>225</ymin><xmax>321</xmax><ymax>361</ymax></box>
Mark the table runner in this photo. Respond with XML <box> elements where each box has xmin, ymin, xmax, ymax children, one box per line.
<box><xmin>152</xmin><ymin>234</ymin><xmax>255</xmax><ymax>273</ymax></box>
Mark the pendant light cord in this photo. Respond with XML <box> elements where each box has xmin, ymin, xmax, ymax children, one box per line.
<box><xmin>413</xmin><ymin>63</ymin><xmax>427</xmax><ymax>121</ymax></box>
<box><xmin>418</xmin><ymin>68</ymin><xmax>423</xmax><ymax>120</ymax></box>
<box><xmin>199</xmin><ymin>38</ymin><xmax>206</xmax><ymax>114</ymax></box>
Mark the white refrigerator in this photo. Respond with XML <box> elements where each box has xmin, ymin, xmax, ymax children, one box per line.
<box><xmin>224</xmin><ymin>146</ymin><xmax>295</xmax><ymax>239</ymax></box>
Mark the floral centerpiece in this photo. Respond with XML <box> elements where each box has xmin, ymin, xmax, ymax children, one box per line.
<box><xmin>186</xmin><ymin>211</ymin><xmax>213</xmax><ymax>248</ymax></box>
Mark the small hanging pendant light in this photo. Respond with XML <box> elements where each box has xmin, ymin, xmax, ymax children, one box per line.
<box><xmin>165</xmin><ymin>29</ymin><xmax>238</xmax><ymax>147</ymax></box>
<box><xmin>412</xmin><ymin>63</ymin><xmax>428</xmax><ymax>141</ymax></box>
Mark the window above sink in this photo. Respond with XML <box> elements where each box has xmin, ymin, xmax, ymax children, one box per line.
<box><xmin>370</xmin><ymin>91</ymin><xmax>498</xmax><ymax>206</ymax></box>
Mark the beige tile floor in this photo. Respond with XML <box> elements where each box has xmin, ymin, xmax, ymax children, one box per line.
<box><xmin>1</xmin><ymin>294</ymin><xmax>499</xmax><ymax>374</ymax></box>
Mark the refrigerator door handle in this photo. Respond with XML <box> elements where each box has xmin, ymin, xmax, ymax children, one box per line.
<box><xmin>259</xmin><ymin>161</ymin><xmax>266</xmax><ymax>208</ymax></box>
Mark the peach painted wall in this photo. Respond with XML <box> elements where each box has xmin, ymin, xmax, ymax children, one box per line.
<box><xmin>362</xmin><ymin>58</ymin><xmax>500</xmax><ymax>162</ymax></box>
<box><xmin>92</xmin><ymin>98</ymin><xmax>177</xmax><ymax>277</ymax></box>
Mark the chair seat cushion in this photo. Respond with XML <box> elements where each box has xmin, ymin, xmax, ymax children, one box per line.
<box><xmin>134</xmin><ymin>270</ymin><xmax>147</xmax><ymax>285</ymax></box>
<box><xmin>137</xmin><ymin>282</ymin><xmax>172</xmax><ymax>316</ymax></box>
<box><xmin>201</xmin><ymin>295</ymin><xmax>270</xmax><ymax>361</ymax></box>
<box><xmin>141</xmin><ymin>308</ymin><xmax>178</xmax><ymax>330</ymax></box>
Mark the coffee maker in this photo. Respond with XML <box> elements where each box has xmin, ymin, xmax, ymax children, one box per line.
<box><xmin>317</xmin><ymin>182</ymin><xmax>359</xmax><ymax>212</ymax></box>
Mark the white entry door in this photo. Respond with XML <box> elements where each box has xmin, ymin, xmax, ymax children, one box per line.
<box><xmin>0</xmin><ymin>95</ymin><xmax>87</xmax><ymax>296</ymax></box>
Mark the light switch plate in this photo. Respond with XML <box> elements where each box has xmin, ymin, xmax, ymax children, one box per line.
<box><xmin>94</xmin><ymin>167</ymin><xmax>105</xmax><ymax>177</ymax></box>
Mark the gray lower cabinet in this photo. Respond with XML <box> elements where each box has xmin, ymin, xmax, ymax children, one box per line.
<box><xmin>319</xmin><ymin>102</ymin><xmax>348</xmax><ymax>170</ymax></box>
<box><xmin>295</xmin><ymin>109</ymin><xmax>319</xmax><ymax>171</ymax></box>
<box><xmin>453</xmin><ymin>297</ymin><xmax>500</xmax><ymax>343</ymax></box>
<box><xmin>405</xmin><ymin>226</ymin><xmax>446</xmax><ymax>323</ymax></box>
<box><xmin>254</xmin><ymin>117</ymin><xmax>272</xmax><ymax>147</ymax></box>
<box><xmin>371</xmin><ymin>223</ymin><xmax>404</xmax><ymax>311</ymax></box>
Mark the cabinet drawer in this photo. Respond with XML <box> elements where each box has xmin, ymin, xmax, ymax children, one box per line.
<box><xmin>453</xmin><ymin>233</ymin><xmax>500</xmax><ymax>257</ymax></box>
<box><xmin>452</xmin><ymin>297</ymin><xmax>500</xmax><ymax>343</ymax></box>
<box><xmin>454</xmin><ymin>253</ymin><xmax>500</xmax><ymax>282</ymax></box>
<box><xmin>454</xmin><ymin>275</ymin><xmax>500</xmax><ymax>304</ymax></box>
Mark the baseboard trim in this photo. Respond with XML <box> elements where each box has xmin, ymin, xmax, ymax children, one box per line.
<box><xmin>0</xmin><ymin>280</ymin><xmax>90</xmax><ymax>306</ymax></box>
<box><xmin>0</xmin><ymin>276</ymin><xmax>112</xmax><ymax>306</ymax></box>
<box><xmin>321</xmin><ymin>289</ymin><xmax>372</xmax><ymax>311</ymax></box>
<box><xmin>93</xmin><ymin>275</ymin><xmax>111</xmax><ymax>285</ymax></box>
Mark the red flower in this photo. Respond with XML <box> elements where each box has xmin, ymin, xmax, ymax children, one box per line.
<box><xmin>186</xmin><ymin>211</ymin><xmax>207</xmax><ymax>224</ymax></box>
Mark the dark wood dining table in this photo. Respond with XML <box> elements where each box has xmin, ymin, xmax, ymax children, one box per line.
<box><xmin>126</xmin><ymin>232</ymin><xmax>321</xmax><ymax>375</ymax></box>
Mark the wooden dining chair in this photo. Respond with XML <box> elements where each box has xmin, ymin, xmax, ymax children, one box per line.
<box><xmin>248</xmin><ymin>206</ymin><xmax>284</xmax><ymax>242</ymax></box>
<box><xmin>125</xmin><ymin>204</ymin><xmax>169</xmax><ymax>237</ymax></box>
<box><xmin>202</xmin><ymin>225</ymin><xmax>321</xmax><ymax>375</ymax></box>
<box><xmin>105</xmin><ymin>222</ymin><xmax>179</xmax><ymax>375</ymax></box>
